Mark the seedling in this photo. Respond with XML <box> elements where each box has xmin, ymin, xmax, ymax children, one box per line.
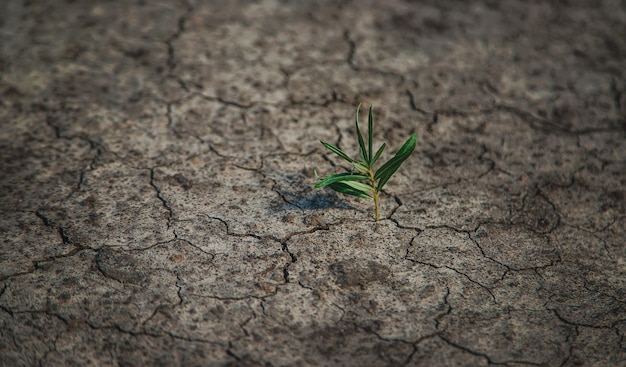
<box><xmin>315</xmin><ymin>104</ymin><xmax>416</xmax><ymax>222</ymax></box>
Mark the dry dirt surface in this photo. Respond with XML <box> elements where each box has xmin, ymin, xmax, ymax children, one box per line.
<box><xmin>1</xmin><ymin>1</ymin><xmax>625</xmax><ymax>366</ymax></box>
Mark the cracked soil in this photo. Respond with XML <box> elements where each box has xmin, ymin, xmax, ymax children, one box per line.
<box><xmin>1</xmin><ymin>0</ymin><xmax>625</xmax><ymax>366</ymax></box>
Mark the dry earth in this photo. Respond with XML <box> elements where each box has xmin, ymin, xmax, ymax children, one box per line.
<box><xmin>1</xmin><ymin>0</ymin><xmax>625</xmax><ymax>366</ymax></box>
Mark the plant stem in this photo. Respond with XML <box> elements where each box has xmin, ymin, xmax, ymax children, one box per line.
<box><xmin>368</xmin><ymin>168</ymin><xmax>380</xmax><ymax>222</ymax></box>
<box><xmin>373</xmin><ymin>190</ymin><xmax>380</xmax><ymax>222</ymax></box>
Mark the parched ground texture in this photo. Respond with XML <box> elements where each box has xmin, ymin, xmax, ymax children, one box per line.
<box><xmin>1</xmin><ymin>0</ymin><xmax>625</xmax><ymax>366</ymax></box>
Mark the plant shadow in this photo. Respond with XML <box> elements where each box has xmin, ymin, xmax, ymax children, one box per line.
<box><xmin>274</xmin><ymin>190</ymin><xmax>360</xmax><ymax>212</ymax></box>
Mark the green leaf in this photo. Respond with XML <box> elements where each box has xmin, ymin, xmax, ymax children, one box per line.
<box><xmin>327</xmin><ymin>181</ymin><xmax>373</xmax><ymax>199</ymax></box>
<box><xmin>315</xmin><ymin>172</ymin><xmax>369</xmax><ymax>189</ymax></box>
<box><xmin>320</xmin><ymin>141</ymin><xmax>356</xmax><ymax>163</ymax></box>
<box><xmin>343</xmin><ymin>180</ymin><xmax>373</xmax><ymax>193</ymax></box>
<box><xmin>355</xmin><ymin>104</ymin><xmax>368</xmax><ymax>164</ymax></box>
<box><xmin>374</xmin><ymin>134</ymin><xmax>417</xmax><ymax>190</ymax></box>
<box><xmin>368</xmin><ymin>105</ymin><xmax>374</xmax><ymax>164</ymax></box>
<box><xmin>371</xmin><ymin>143</ymin><xmax>386</xmax><ymax>165</ymax></box>
<box><xmin>352</xmin><ymin>161</ymin><xmax>370</xmax><ymax>174</ymax></box>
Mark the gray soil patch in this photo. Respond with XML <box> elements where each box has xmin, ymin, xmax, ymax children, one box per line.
<box><xmin>1</xmin><ymin>1</ymin><xmax>625</xmax><ymax>366</ymax></box>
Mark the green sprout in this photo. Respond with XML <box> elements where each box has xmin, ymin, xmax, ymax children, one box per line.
<box><xmin>315</xmin><ymin>104</ymin><xmax>417</xmax><ymax>222</ymax></box>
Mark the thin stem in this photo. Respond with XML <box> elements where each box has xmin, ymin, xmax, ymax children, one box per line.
<box><xmin>373</xmin><ymin>190</ymin><xmax>380</xmax><ymax>222</ymax></box>
<box><xmin>367</xmin><ymin>167</ymin><xmax>379</xmax><ymax>222</ymax></box>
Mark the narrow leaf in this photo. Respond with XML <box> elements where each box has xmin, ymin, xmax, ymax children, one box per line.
<box><xmin>368</xmin><ymin>105</ymin><xmax>374</xmax><ymax>163</ymax></box>
<box><xmin>374</xmin><ymin>134</ymin><xmax>417</xmax><ymax>190</ymax></box>
<box><xmin>375</xmin><ymin>160</ymin><xmax>404</xmax><ymax>191</ymax></box>
<box><xmin>343</xmin><ymin>180</ymin><xmax>373</xmax><ymax>192</ymax></box>
<box><xmin>320</xmin><ymin>141</ymin><xmax>356</xmax><ymax>163</ymax></box>
<box><xmin>355</xmin><ymin>104</ymin><xmax>368</xmax><ymax>164</ymax></box>
<box><xmin>374</xmin><ymin>138</ymin><xmax>416</xmax><ymax>189</ymax></box>
<box><xmin>371</xmin><ymin>143</ymin><xmax>386</xmax><ymax>165</ymax></box>
<box><xmin>328</xmin><ymin>181</ymin><xmax>373</xmax><ymax>199</ymax></box>
<box><xmin>315</xmin><ymin>172</ymin><xmax>369</xmax><ymax>189</ymax></box>
<box><xmin>352</xmin><ymin>161</ymin><xmax>370</xmax><ymax>174</ymax></box>
<box><xmin>375</xmin><ymin>134</ymin><xmax>417</xmax><ymax>181</ymax></box>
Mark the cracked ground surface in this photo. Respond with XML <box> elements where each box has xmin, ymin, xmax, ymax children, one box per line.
<box><xmin>1</xmin><ymin>0</ymin><xmax>625</xmax><ymax>366</ymax></box>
